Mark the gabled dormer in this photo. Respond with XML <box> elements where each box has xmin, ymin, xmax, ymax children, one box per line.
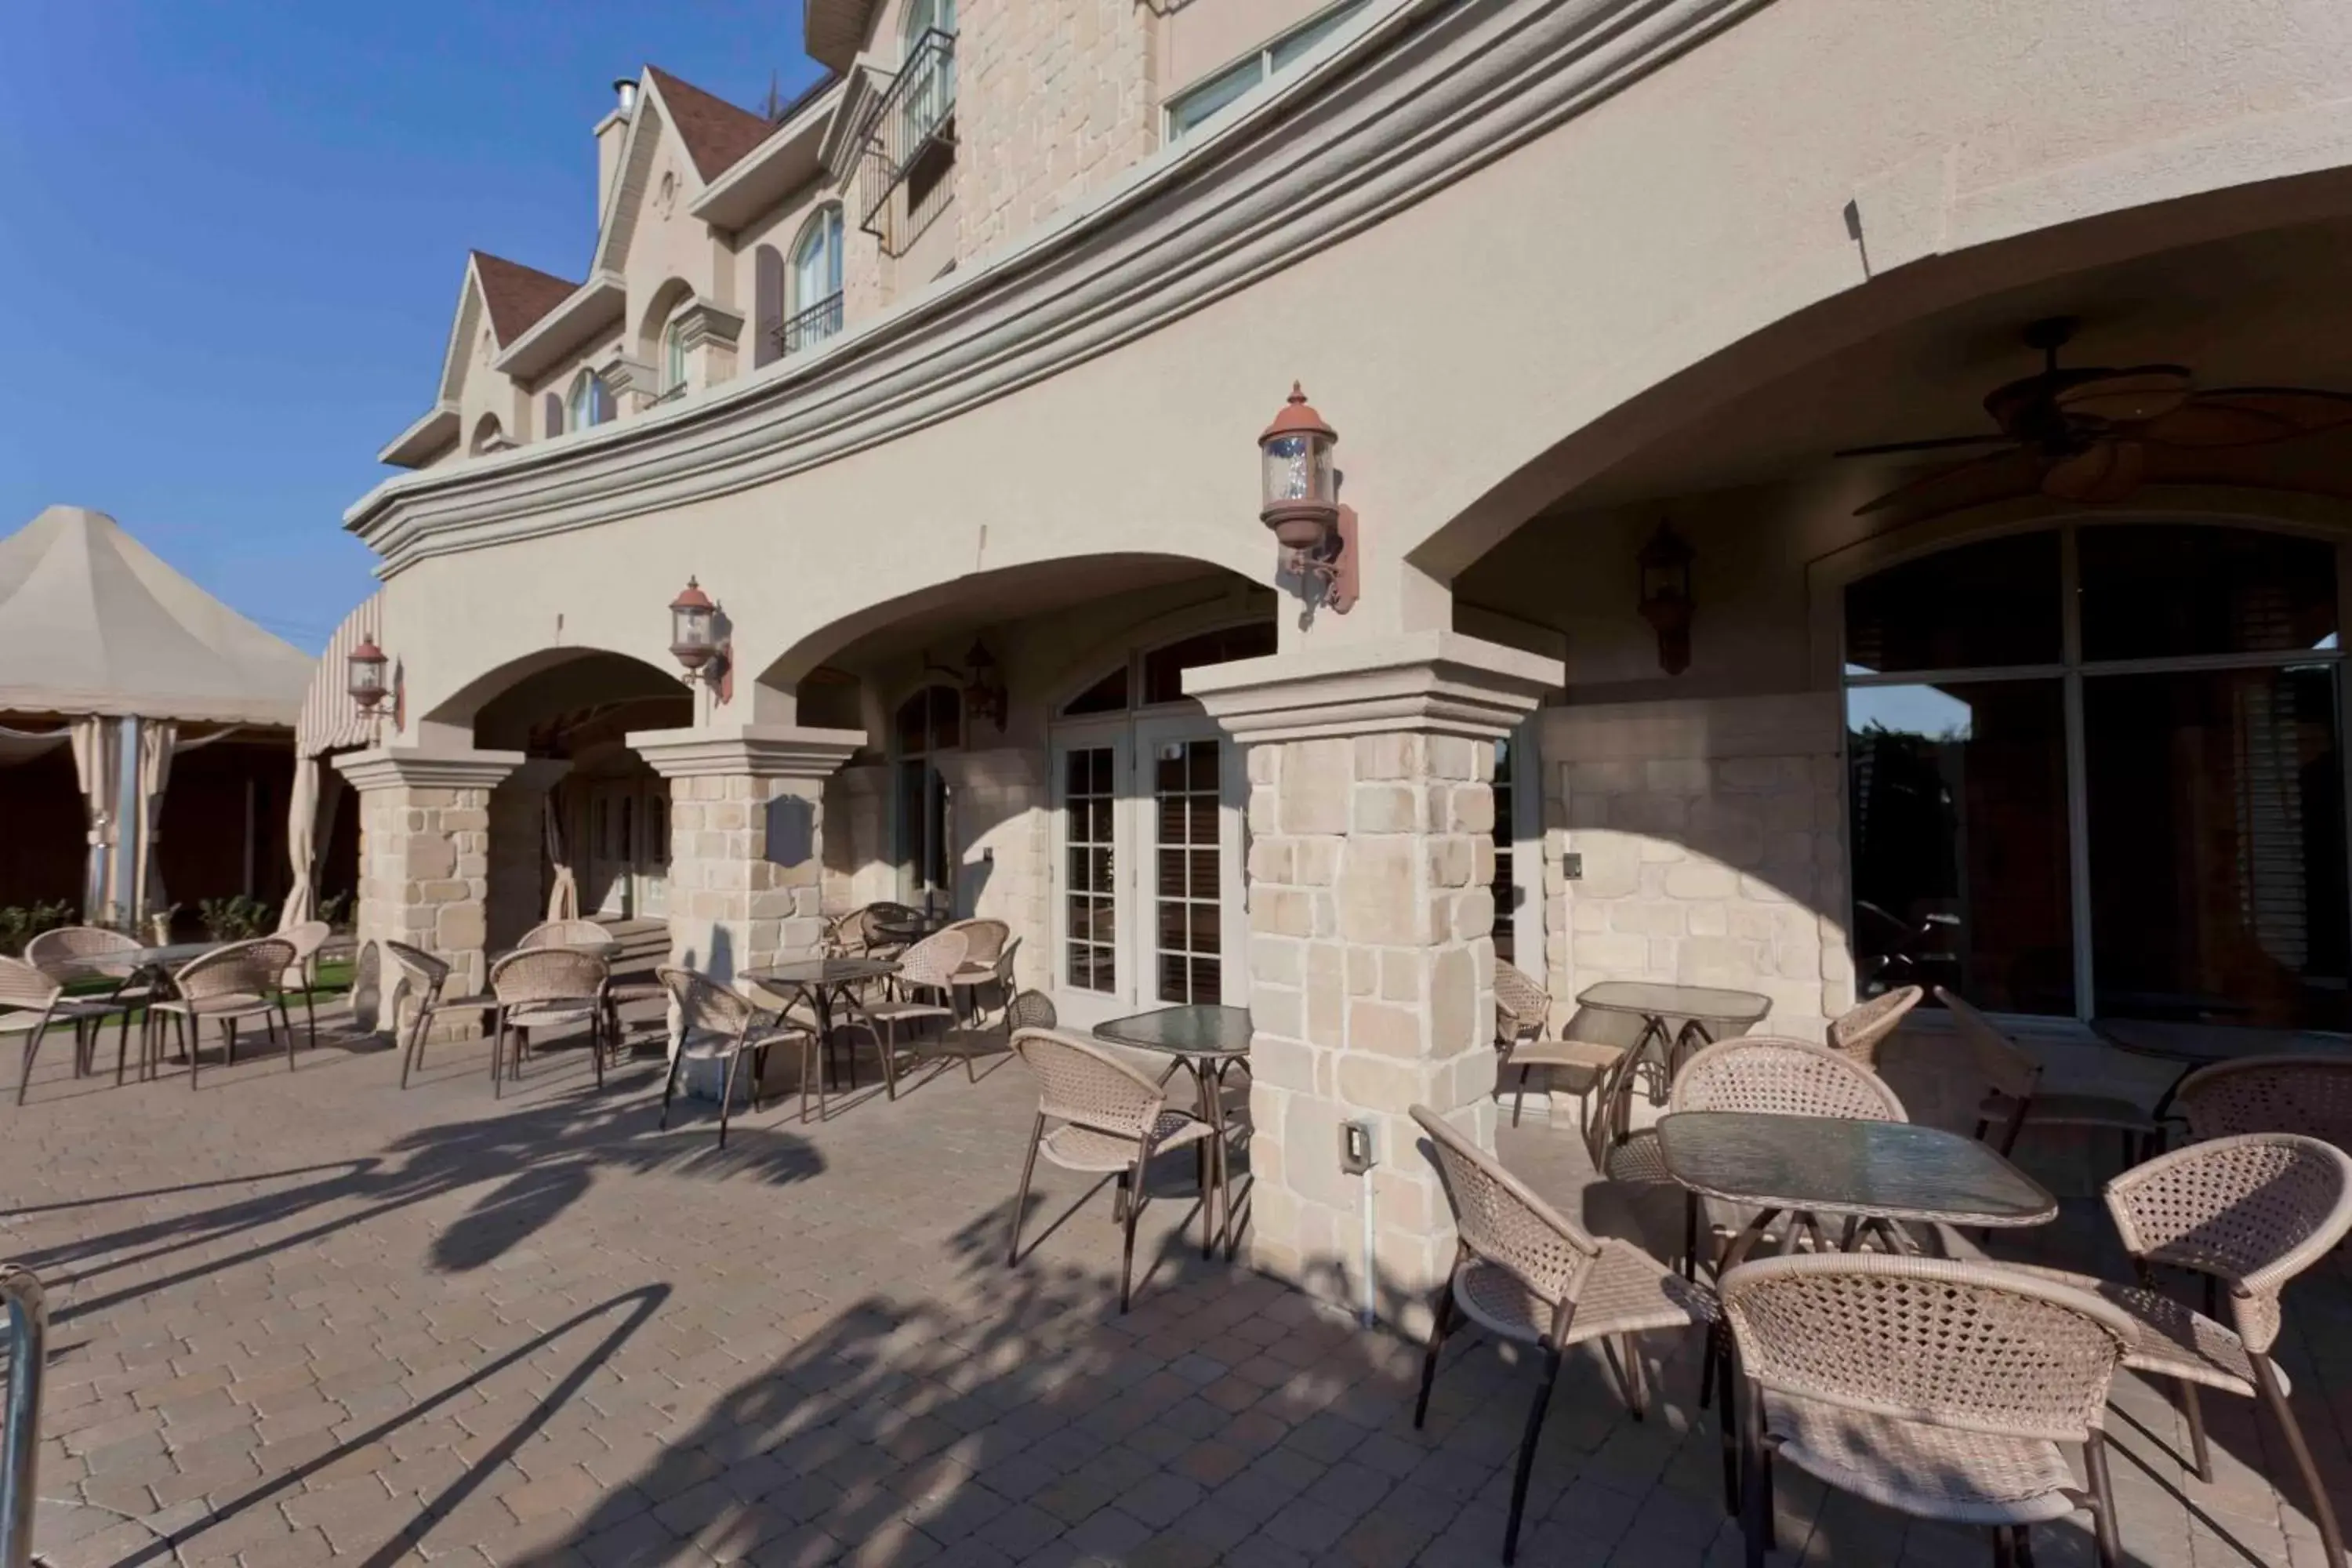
<box><xmin>380</xmin><ymin>250</ymin><xmax>577</xmax><ymax>469</ymax></box>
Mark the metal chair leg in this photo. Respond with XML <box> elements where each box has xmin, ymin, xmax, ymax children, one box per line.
<box><xmin>2178</xmin><ymin>1377</ymin><xmax>2211</xmax><ymax>1482</ymax></box>
<box><xmin>1007</xmin><ymin>1112</ymin><xmax>1044</xmax><ymax>1267</ymax></box>
<box><xmin>659</xmin><ymin>1043</ymin><xmax>684</xmax><ymax>1129</ymax></box>
<box><xmin>2084</xmin><ymin>1429</ymin><xmax>2122</xmax><ymax>1568</ymax></box>
<box><xmin>2252</xmin><ymin>1352</ymin><xmax>2343</xmax><ymax>1568</ymax></box>
<box><xmin>717</xmin><ymin>1048</ymin><xmax>741</xmax><ymax>1149</ymax></box>
<box><xmin>14</xmin><ymin>1018</ymin><xmax>45</xmax><ymax>1105</ymax></box>
<box><xmin>1502</xmin><ymin>1345</ymin><xmax>1564</xmax><ymax>1565</ymax></box>
<box><xmin>1414</xmin><ymin>1269</ymin><xmax>1457</xmax><ymax>1428</ymax></box>
<box><xmin>1120</xmin><ymin>1151</ymin><xmax>1150</xmax><ymax>1313</ymax></box>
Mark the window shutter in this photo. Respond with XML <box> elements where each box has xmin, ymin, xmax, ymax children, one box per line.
<box><xmin>754</xmin><ymin>245</ymin><xmax>784</xmax><ymax>368</ymax></box>
<box><xmin>543</xmin><ymin>392</ymin><xmax>563</xmax><ymax>437</ymax></box>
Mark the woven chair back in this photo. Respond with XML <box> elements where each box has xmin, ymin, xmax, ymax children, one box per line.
<box><xmin>2176</xmin><ymin>1055</ymin><xmax>2352</xmax><ymax>1147</ymax></box>
<box><xmin>2103</xmin><ymin>1133</ymin><xmax>2352</xmax><ymax>1355</ymax></box>
<box><xmin>279</xmin><ymin>920</ymin><xmax>332</xmax><ymax>961</ymax></box>
<box><xmin>1825</xmin><ymin>985</ymin><xmax>1922</xmax><ymax>1068</ymax></box>
<box><xmin>1933</xmin><ymin>986</ymin><xmax>2041</xmax><ymax>1101</ymax></box>
<box><xmin>895</xmin><ymin>927</ymin><xmax>971</xmax><ymax>990</ymax></box>
<box><xmin>821</xmin><ymin>910</ymin><xmax>862</xmax><ymax>955</ymax></box>
<box><xmin>518</xmin><ymin>920</ymin><xmax>614</xmax><ymax>953</ymax></box>
<box><xmin>0</xmin><ymin>956</ymin><xmax>60</xmax><ymax>1011</ymax></box>
<box><xmin>1720</xmin><ymin>1253</ymin><xmax>2131</xmax><ymax>1442</ymax></box>
<box><xmin>1671</xmin><ymin>1036</ymin><xmax>1907</xmax><ymax>1122</ymax></box>
<box><xmin>1493</xmin><ymin>960</ymin><xmax>1548</xmax><ymax>1046</ymax></box>
<box><xmin>382</xmin><ymin>940</ymin><xmax>452</xmax><ymax>993</ymax></box>
<box><xmin>176</xmin><ymin>938</ymin><xmax>296</xmax><ymax>1003</ymax></box>
<box><xmin>1013</xmin><ymin>1027</ymin><xmax>1164</xmax><ymax>1140</ymax></box>
<box><xmin>1005</xmin><ymin>989</ymin><xmax>1059</xmax><ymax>1033</ymax></box>
<box><xmin>25</xmin><ymin>926</ymin><xmax>139</xmax><ymax>981</ymax></box>
<box><xmin>1410</xmin><ymin>1105</ymin><xmax>1597</xmax><ymax>1305</ymax></box>
<box><xmin>657</xmin><ymin>967</ymin><xmax>756</xmax><ymax>1040</ymax></box>
<box><xmin>491</xmin><ymin>946</ymin><xmax>607</xmax><ymax>1004</ymax></box>
<box><xmin>946</xmin><ymin>918</ymin><xmax>1010</xmax><ymax>966</ymax></box>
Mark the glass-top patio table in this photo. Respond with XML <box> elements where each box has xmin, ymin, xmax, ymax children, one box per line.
<box><xmin>1576</xmin><ymin>981</ymin><xmax>1772</xmax><ymax>1161</ymax></box>
<box><xmin>2090</xmin><ymin>1017</ymin><xmax>2352</xmax><ymax>1119</ymax></box>
<box><xmin>742</xmin><ymin>956</ymin><xmax>900</xmax><ymax>1091</ymax></box>
<box><xmin>1094</xmin><ymin>1004</ymin><xmax>1251</xmax><ymax>1260</ymax></box>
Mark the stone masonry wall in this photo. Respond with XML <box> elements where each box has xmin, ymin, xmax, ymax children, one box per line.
<box><xmin>957</xmin><ymin>0</ymin><xmax>1156</xmax><ymax>260</ymax></box>
<box><xmin>1541</xmin><ymin>693</ymin><xmax>1851</xmax><ymax>1040</ymax></box>
<box><xmin>664</xmin><ymin>774</ymin><xmax>829</xmax><ymax>984</ymax></box>
<box><xmin>1244</xmin><ymin>731</ymin><xmax>1497</xmax><ymax>1327</ymax></box>
<box><xmin>354</xmin><ymin>782</ymin><xmax>494</xmax><ymax>1033</ymax></box>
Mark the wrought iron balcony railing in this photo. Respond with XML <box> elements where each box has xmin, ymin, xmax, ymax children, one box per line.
<box><xmin>857</xmin><ymin>29</ymin><xmax>956</xmax><ymax>251</ymax></box>
<box><xmin>774</xmin><ymin>292</ymin><xmax>846</xmax><ymax>358</ymax></box>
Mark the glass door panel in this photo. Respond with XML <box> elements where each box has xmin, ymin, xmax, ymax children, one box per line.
<box><xmin>1846</xmin><ymin>680</ymin><xmax>2074</xmax><ymax>1013</ymax></box>
<box><xmin>1152</xmin><ymin>738</ymin><xmax>1224</xmax><ymax>1004</ymax></box>
<box><xmin>1062</xmin><ymin>745</ymin><xmax>1119</xmax><ymax>995</ymax></box>
<box><xmin>2083</xmin><ymin>665</ymin><xmax>2348</xmax><ymax>1028</ymax></box>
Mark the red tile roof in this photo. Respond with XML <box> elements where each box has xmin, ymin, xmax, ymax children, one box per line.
<box><xmin>645</xmin><ymin>66</ymin><xmax>774</xmax><ymax>182</ymax></box>
<box><xmin>470</xmin><ymin>252</ymin><xmax>579</xmax><ymax>345</ymax></box>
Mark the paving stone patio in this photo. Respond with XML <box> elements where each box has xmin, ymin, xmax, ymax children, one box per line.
<box><xmin>2</xmin><ymin>1002</ymin><xmax>2346</xmax><ymax>1567</ymax></box>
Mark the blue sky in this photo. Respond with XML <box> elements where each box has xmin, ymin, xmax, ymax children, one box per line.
<box><xmin>0</xmin><ymin>2</ymin><xmax>826</xmax><ymax>652</ymax></box>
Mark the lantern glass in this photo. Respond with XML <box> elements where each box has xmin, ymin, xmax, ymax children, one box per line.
<box><xmin>347</xmin><ymin>645</ymin><xmax>388</xmax><ymax>706</ymax></box>
<box><xmin>1262</xmin><ymin>431</ymin><xmax>1334</xmax><ymax>510</ymax></box>
<box><xmin>671</xmin><ymin>601</ymin><xmax>716</xmax><ymax>666</ymax></box>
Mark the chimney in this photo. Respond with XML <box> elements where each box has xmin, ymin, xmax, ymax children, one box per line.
<box><xmin>596</xmin><ymin>76</ymin><xmax>637</xmax><ymax>217</ymax></box>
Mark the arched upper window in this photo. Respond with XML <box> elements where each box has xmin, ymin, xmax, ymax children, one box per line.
<box><xmin>470</xmin><ymin>415</ymin><xmax>509</xmax><ymax>456</ymax></box>
<box><xmin>753</xmin><ymin>244</ymin><xmax>785</xmax><ymax>368</ymax></box>
<box><xmin>1057</xmin><ymin>619</ymin><xmax>1276</xmax><ymax>717</ymax></box>
<box><xmin>1842</xmin><ymin>521</ymin><xmax>2345</xmax><ymax>1028</ymax></box>
<box><xmin>902</xmin><ymin>0</ymin><xmax>954</xmax><ymax>47</ymax></box>
<box><xmin>782</xmin><ymin>207</ymin><xmax>845</xmax><ymax>354</ymax></box>
<box><xmin>661</xmin><ymin>314</ymin><xmax>689</xmax><ymax>399</ymax></box>
<box><xmin>568</xmin><ymin>370</ymin><xmax>612</xmax><ymax>430</ymax></box>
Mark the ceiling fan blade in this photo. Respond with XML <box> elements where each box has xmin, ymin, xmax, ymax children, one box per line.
<box><xmin>1853</xmin><ymin>447</ymin><xmax>2042</xmax><ymax>516</ymax></box>
<box><xmin>1834</xmin><ymin>434</ymin><xmax>2012</xmax><ymax>459</ymax></box>
<box><xmin>2053</xmin><ymin>367</ymin><xmax>2193</xmax><ymax>423</ymax></box>
<box><xmin>2148</xmin><ymin>387</ymin><xmax>2352</xmax><ymax>448</ymax></box>
<box><xmin>2042</xmin><ymin>439</ymin><xmax>2147</xmax><ymax>503</ymax></box>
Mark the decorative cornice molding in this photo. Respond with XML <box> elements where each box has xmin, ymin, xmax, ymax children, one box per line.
<box><xmin>331</xmin><ymin>746</ymin><xmax>528</xmax><ymax>793</ymax></box>
<box><xmin>628</xmin><ymin>724</ymin><xmax>868</xmax><ymax>779</ymax></box>
<box><xmin>348</xmin><ymin>0</ymin><xmax>1771</xmax><ymax>573</ymax></box>
<box><xmin>674</xmin><ymin>300</ymin><xmax>746</xmax><ymax>351</ymax></box>
<box><xmin>1184</xmin><ymin>632</ymin><xmax>1561</xmax><ymax>742</ymax></box>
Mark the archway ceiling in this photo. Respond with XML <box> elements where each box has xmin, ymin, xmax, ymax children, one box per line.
<box><xmin>1559</xmin><ymin>213</ymin><xmax>2352</xmax><ymax>514</ymax></box>
<box><xmin>804</xmin><ymin>554</ymin><xmax>1239</xmax><ymax>671</ymax></box>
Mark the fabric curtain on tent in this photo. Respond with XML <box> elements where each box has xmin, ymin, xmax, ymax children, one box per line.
<box><xmin>278</xmin><ymin>754</ymin><xmax>323</xmax><ymax>931</ymax></box>
<box><xmin>544</xmin><ymin>788</ymin><xmax>581</xmax><ymax>920</ymax></box>
<box><xmin>0</xmin><ymin>721</ymin><xmax>71</xmax><ymax>768</ymax></box>
<box><xmin>132</xmin><ymin>720</ymin><xmax>177</xmax><ymax>922</ymax></box>
<box><xmin>67</xmin><ymin>716</ymin><xmax>118</xmax><ymax>920</ymax></box>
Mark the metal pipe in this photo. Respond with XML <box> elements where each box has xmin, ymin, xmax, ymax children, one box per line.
<box><xmin>0</xmin><ymin>1265</ymin><xmax>46</xmax><ymax>1568</ymax></box>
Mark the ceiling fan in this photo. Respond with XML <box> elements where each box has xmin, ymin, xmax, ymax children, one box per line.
<box><xmin>1838</xmin><ymin>318</ymin><xmax>2352</xmax><ymax>514</ymax></box>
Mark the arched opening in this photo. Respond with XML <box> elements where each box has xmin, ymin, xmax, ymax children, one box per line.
<box><xmin>456</xmin><ymin>649</ymin><xmax>693</xmax><ymax>946</ymax></box>
<box><xmin>1446</xmin><ymin>207</ymin><xmax>2352</xmax><ymax>1039</ymax></box>
<box><xmin>892</xmin><ymin>683</ymin><xmax>960</xmax><ymax>913</ymax></box>
<box><xmin>782</xmin><ymin>206</ymin><xmax>844</xmax><ymax>355</ymax></box>
<box><xmin>566</xmin><ymin>369</ymin><xmax>612</xmax><ymax>431</ymax></box>
<box><xmin>470</xmin><ymin>414</ymin><xmax>509</xmax><ymax>455</ymax></box>
<box><xmin>635</xmin><ymin>278</ymin><xmax>695</xmax><ymax>379</ymax></box>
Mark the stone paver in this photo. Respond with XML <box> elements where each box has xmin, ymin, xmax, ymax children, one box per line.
<box><xmin>0</xmin><ymin>1001</ymin><xmax>2343</xmax><ymax>1566</ymax></box>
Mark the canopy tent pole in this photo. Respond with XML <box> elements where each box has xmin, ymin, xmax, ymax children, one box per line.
<box><xmin>111</xmin><ymin>717</ymin><xmax>140</xmax><ymax>925</ymax></box>
<box><xmin>131</xmin><ymin>719</ymin><xmax>177</xmax><ymax>927</ymax></box>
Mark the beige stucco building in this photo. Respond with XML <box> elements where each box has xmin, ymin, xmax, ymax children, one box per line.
<box><xmin>337</xmin><ymin>0</ymin><xmax>2352</xmax><ymax>1319</ymax></box>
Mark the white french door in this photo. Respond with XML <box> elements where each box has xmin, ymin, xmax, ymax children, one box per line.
<box><xmin>1048</xmin><ymin>716</ymin><xmax>1246</xmax><ymax>1027</ymax></box>
<box><xmin>584</xmin><ymin>779</ymin><xmax>670</xmax><ymax>920</ymax></box>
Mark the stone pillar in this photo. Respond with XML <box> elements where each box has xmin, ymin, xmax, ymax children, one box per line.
<box><xmin>332</xmin><ymin>747</ymin><xmax>525</xmax><ymax>1030</ymax></box>
<box><xmin>485</xmin><ymin>758</ymin><xmax>570</xmax><ymax>953</ymax></box>
<box><xmin>1188</xmin><ymin>633</ymin><xmax>1559</xmax><ymax>1329</ymax></box>
<box><xmin>629</xmin><ymin>725</ymin><xmax>866</xmax><ymax>985</ymax></box>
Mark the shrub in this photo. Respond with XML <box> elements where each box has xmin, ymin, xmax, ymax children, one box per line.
<box><xmin>0</xmin><ymin>901</ymin><xmax>75</xmax><ymax>957</ymax></box>
<box><xmin>198</xmin><ymin>895</ymin><xmax>278</xmax><ymax>942</ymax></box>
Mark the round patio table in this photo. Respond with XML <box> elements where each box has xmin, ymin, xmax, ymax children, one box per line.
<box><xmin>742</xmin><ymin>956</ymin><xmax>900</xmax><ymax>1091</ymax></box>
<box><xmin>1575</xmin><ymin>980</ymin><xmax>1772</xmax><ymax>1161</ymax></box>
<box><xmin>2089</xmin><ymin>1018</ymin><xmax>2352</xmax><ymax>1120</ymax></box>
<box><xmin>1094</xmin><ymin>1004</ymin><xmax>1252</xmax><ymax>1261</ymax></box>
<box><xmin>1653</xmin><ymin>1109</ymin><xmax>2056</xmax><ymax>1509</ymax></box>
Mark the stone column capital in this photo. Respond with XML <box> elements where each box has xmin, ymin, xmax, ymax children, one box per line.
<box><xmin>1183</xmin><ymin>632</ymin><xmax>1560</xmax><ymax>743</ymax></box>
<box><xmin>331</xmin><ymin>746</ymin><xmax>528</xmax><ymax>793</ymax></box>
<box><xmin>627</xmin><ymin>724</ymin><xmax>866</xmax><ymax>781</ymax></box>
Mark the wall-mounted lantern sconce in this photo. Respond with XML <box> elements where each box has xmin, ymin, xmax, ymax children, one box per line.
<box><xmin>669</xmin><ymin>576</ymin><xmax>734</xmax><ymax>704</ymax></box>
<box><xmin>1259</xmin><ymin>383</ymin><xmax>1356</xmax><ymax>615</ymax></box>
<box><xmin>1637</xmin><ymin>523</ymin><xmax>1695</xmax><ymax>676</ymax></box>
<box><xmin>347</xmin><ymin>635</ymin><xmax>390</xmax><ymax>711</ymax></box>
<box><xmin>927</xmin><ymin>639</ymin><xmax>1009</xmax><ymax>731</ymax></box>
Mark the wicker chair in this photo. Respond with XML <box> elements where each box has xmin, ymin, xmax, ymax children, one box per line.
<box><xmin>1492</xmin><ymin>960</ymin><xmax>1627</xmax><ymax>1132</ymax></box>
<box><xmin>2</xmin><ymin>956</ymin><xmax>118</xmax><ymax>1105</ymax></box>
<box><xmin>1007</xmin><ymin>1027</ymin><xmax>1221</xmax><ymax>1312</ymax></box>
<box><xmin>150</xmin><ymin>938</ymin><xmax>298</xmax><ymax>1088</ymax></box>
<box><xmin>1005</xmin><ymin>989</ymin><xmax>1058</xmax><ymax>1033</ymax></box>
<box><xmin>383</xmin><ymin>942</ymin><xmax>498</xmax><ymax>1089</ymax></box>
<box><xmin>1722</xmin><ymin>1253</ymin><xmax>2129</xmax><ymax>1566</ymax></box>
<box><xmin>2175</xmin><ymin>1054</ymin><xmax>2352</xmax><ymax>1150</ymax></box>
<box><xmin>1939</xmin><ymin>988</ymin><xmax>2160</xmax><ymax>1171</ymax></box>
<box><xmin>26</xmin><ymin>925</ymin><xmax>162</xmax><ymax>1081</ymax></box>
<box><xmin>657</xmin><ymin>967</ymin><xmax>822</xmax><ymax>1139</ymax></box>
<box><xmin>1410</xmin><ymin>1104</ymin><xmax>1715</xmax><ymax>1564</ymax></box>
<box><xmin>855</xmin><ymin>927</ymin><xmax>971</xmax><ymax>1095</ymax></box>
<box><xmin>857</xmin><ymin>902</ymin><xmax>923</xmax><ymax>960</ymax></box>
<box><xmin>517</xmin><ymin>919</ymin><xmax>618</xmax><ymax>954</ymax></box>
<box><xmin>277</xmin><ymin>920</ymin><xmax>334</xmax><ymax>1050</ymax></box>
<box><xmin>1824</xmin><ymin>985</ymin><xmax>1923</xmax><ymax>1071</ymax></box>
<box><xmin>2015</xmin><ymin>1133</ymin><xmax>2352</xmax><ymax>1566</ymax></box>
<box><xmin>488</xmin><ymin>947</ymin><xmax>608</xmax><ymax>1095</ymax></box>
<box><xmin>942</xmin><ymin>918</ymin><xmax>1011</xmax><ymax>1025</ymax></box>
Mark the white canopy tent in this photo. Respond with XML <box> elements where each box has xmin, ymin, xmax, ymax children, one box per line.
<box><xmin>0</xmin><ymin>506</ymin><xmax>311</xmax><ymax>923</ymax></box>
